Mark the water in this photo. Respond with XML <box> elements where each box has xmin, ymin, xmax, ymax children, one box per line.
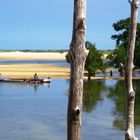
<box><xmin>0</xmin><ymin>60</ymin><xmax>69</xmax><ymax>67</ymax></box>
<box><xmin>0</xmin><ymin>79</ymin><xmax>139</xmax><ymax>140</ymax></box>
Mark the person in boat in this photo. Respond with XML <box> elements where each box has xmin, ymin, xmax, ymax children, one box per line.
<box><xmin>34</xmin><ymin>73</ymin><xmax>38</xmax><ymax>80</ymax></box>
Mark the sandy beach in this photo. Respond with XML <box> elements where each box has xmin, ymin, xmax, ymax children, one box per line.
<box><xmin>0</xmin><ymin>52</ymin><xmax>70</xmax><ymax>78</ymax></box>
<box><xmin>0</xmin><ymin>52</ymin><xmax>67</xmax><ymax>60</ymax></box>
<box><xmin>0</xmin><ymin>51</ymin><xmax>139</xmax><ymax>80</ymax></box>
<box><xmin>0</xmin><ymin>64</ymin><xmax>70</xmax><ymax>78</ymax></box>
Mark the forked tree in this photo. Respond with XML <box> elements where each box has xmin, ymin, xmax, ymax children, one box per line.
<box><xmin>67</xmin><ymin>0</ymin><xmax>88</xmax><ymax>140</ymax></box>
<box><xmin>125</xmin><ymin>0</ymin><xmax>139</xmax><ymax>140</ymax></box>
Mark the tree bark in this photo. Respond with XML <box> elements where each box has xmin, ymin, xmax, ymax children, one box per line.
<box><xmin>125</xmin><ymin>0</ymin><xmax>139</xmax><ymax>140</ymax></box>
<box><xmin>67</xmin><ymin>0</ymin><xmax>88</xmax><ymax>140</ymax></box>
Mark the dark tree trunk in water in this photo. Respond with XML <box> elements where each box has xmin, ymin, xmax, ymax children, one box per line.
<box><xmin>67</xmin><ymin>0</ymin><xmax>88</xmax><ymax>140</ymax></box>
<box><xmin>125</xmin><ymin>0</ymin><xmax>139</xmax><ymax>140</ymax></box>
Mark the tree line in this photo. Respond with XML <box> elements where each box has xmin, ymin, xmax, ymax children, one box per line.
<box><xmin>66</xmin><ymin>17</ymin><xmax>140</xmax><ymax>79</ymax></box>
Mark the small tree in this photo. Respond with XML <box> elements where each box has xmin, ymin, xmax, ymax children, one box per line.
<box><xmin>107</xmin><ymin>18</ymin><xmax>140</xmax><ymax>75</ymax></box>
<box><xmin>107</xmin><ymin>45</ymin><xmax>127</xmax><ymax>76</ymax></box>
<box><xmin>66</xmin><ymin>41</ymin><xmax>107</xmax><ymax>80</ymax></box>
<box><xmin>85</xmin><ymin>42</ymin><xmax>108</xmax><ymax>79</ymax></box>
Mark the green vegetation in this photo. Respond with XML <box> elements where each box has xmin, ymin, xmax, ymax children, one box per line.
<box><xmin>0</xmin><ymin>49</ymin><xmax>68</xmax><ymax>53</ymax></box>
<box><xmin>107</xmin><ymin>18</ymin><xmax>140</xmax><ymax>76</ymax></box>
<box><xmin>66</xmin><ymin>41</ymin><xmax>108</xmax><ymax>79</ymax></box>
<box><xmin>85</xmin><ymin>42</ymin><xmax>108</xmax><ymax>79</ymax></box>
<box><xmin>107</xmin><ymin>46</ymin><xmax>127</xmax><ymax>76</ymax></box>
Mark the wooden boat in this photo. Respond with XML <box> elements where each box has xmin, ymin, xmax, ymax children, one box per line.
<box><xmin>0</xmin><ymin>77</ymin><xmax>51</xmax><ymax>84</ymax></box>
<box><xmin>24</xmin><ymin>78</ymin><xmax>51</xmax><ymax>84</ymax></box>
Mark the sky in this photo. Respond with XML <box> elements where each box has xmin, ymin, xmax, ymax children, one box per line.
<box><xmin>0</xmin><ymin>0</ymin><xmax>139</xmax><ymax>50</ymax></box>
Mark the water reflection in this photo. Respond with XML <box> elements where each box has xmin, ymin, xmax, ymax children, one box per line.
<box><xmin>83</xmin><ymin>80</ymin><xmax>107</xmax><ymax>113</ymax></box>
<box><xmin>0</xmin><ymin>82</ymin><xmax>51</xmax><ymax>93</ymax></box>
<box><xmin>107</xmin><ymin>80</ymin><xmax>126</xmax><ymax>130</ymax></box>
<box><xmin>0</xmin><ymin>79</ymin><xmax>139</xmax><ymax>140</ymax></box>
<box><xmin>108</xmin><ymin>80</ymin><xmax>140</xmax><ymax>129</ymax></box>
<box><xmin>83</xmin><ymin>79</ymin><xmax>140</xmax><ymax>132</ymax></box>
<box><xmin>33</xmin><ymin>83</ymin><xmax>50</xmax><ymax>92</ymax></box>
<box><xmin>0</xmin><ymin>79</ymin><xmax>68</xmax><ymax>140</ymax></box>
<box><xmin>0</xmin><ymin>60</ymin><xmax>69</xmax><ymax>67</ymax></box>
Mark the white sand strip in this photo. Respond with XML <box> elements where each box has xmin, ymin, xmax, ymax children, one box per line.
<box><xmin>0</xmin><ymin>52</ymin><xmax>67</xmax><ymax>60</ymax></box>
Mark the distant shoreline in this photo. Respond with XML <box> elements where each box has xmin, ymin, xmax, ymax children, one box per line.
<box><xmin>0</xmin><ymin>52</ymin><xmax>69</xmax><ymax>78</ymax></box>
<box><xmin>0</xmin><ymin>64</ymin><xmax>70</xmax><ymax>79</ymax></box>
<box><xmin>0</xmin><ymin>52</ymin><xmax>67</xmax><ymax>60</ymax></box>
<box><xmin>0</xmin><ymin>63</ymin><xmax>140</xmax><ymax>80</ymax></box>
<box><xmin>0</xmin><ymin>51</ymin><xmax>140</xmax><ymax>80</ymax></box>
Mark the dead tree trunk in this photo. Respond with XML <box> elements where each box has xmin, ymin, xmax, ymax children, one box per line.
<box><xmin>125</xmin><ymin>0</ymin><xmax>139</xmax><ymax>140</ymax></box>
<box><xmin>67</xmin><ymin>0</ymin><xmax>88</xmax><ymax>140</ymax></box>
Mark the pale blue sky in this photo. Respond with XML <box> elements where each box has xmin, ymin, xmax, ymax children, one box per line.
<box><xmin>0</xmin><ymin>0</ymin><xmax>139</xmax><ymax>50</ymax></box>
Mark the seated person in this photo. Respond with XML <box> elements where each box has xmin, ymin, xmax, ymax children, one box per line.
<box><xmin>34</xmin><ymin>73</ymin><xmax>38</xmax><ymax>80</ymax></box>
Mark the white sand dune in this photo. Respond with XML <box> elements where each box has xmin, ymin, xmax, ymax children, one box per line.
<box><xmin>0</xmin><ymin>52</ymin><xmax>67</xmax><ymax>60</ymax></box>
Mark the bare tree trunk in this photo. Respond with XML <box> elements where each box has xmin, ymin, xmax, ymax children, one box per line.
<box><xmin>125</xmin><ymin>0</ymin><xmax>139</xmax><ymax>140</ymax></box>
<box><xmin>67</xmin><ymin>0</ymin><xmax>88</xmax><ymax>140</ymax></box>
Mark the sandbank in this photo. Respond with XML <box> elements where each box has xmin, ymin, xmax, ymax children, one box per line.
<box><xmin>0</xmin><ymin>64</ymin><xmax>140</xmax><ymax>80</ymax></box>
<box><xmin>0</xmin><ymin>52</ymin><xmax>139</xmax><ymax>80</ymax></box>
<box><xmin>0</xmin><ymin>52</ymin><xmax>70</xmax><ymax>78</ymax></box>
<box><xmin>0</xmin><ymin>52</ymin><xmax>67</xmax><ymax>60</ymax></box>
<box><xmin>0</xmin><ymin>64</ymin><xmax>70</xmax><ymax>79</ymax></box>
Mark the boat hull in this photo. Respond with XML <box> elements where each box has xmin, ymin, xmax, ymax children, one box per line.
<box><xmin>0</xmin><ymin>78</ymin><xmax>51</xmax><ymax>84</ymax></box>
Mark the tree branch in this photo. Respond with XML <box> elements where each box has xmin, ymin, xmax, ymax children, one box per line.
<box><xmin>128</xmin><ymin>0</ymin><xmax>132</xmax><ymax>5</ymax></box>
<box><xmin>135</xmin><ymin>0</ymin><xmax>140</xmax><ymax>8</ymax></box>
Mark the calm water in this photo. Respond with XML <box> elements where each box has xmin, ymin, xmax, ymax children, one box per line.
<box><xmin>0</xmin><ymin>60</ymin><xmax>69</xmax><ymax>67</ymax></box>
<box><xmin>0</xmin><ymin>79</ymin><xmax>139</xmax><ymax>140</ymax></box>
